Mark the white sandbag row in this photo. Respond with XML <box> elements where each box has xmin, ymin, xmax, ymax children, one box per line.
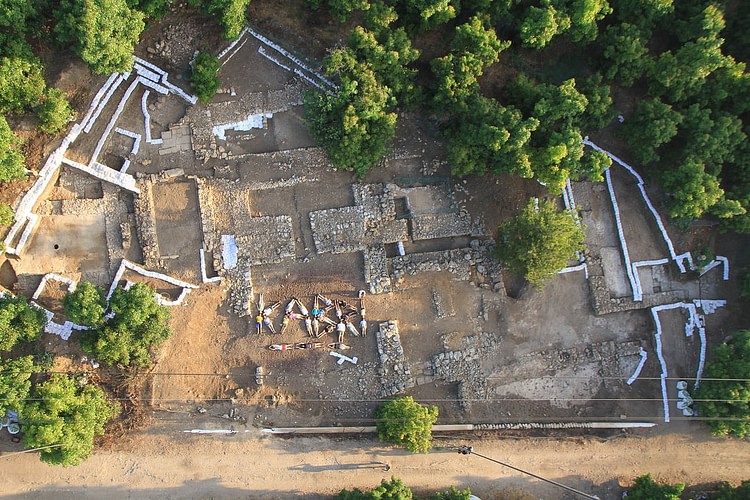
<box><xmin>106</xmin><ymin>259</ymin><xmax>199</xmax><ymax>301</ymax></box>
<box><xmin>626</xmin><ymin>347</ymin><xmax>648</xmax><ymax>385</ymax></box>
<box><xmin>558</xmin><ymin>262</ymin><xmax>589</xmax><ymax>278</ymax></box>
<box><xmin>61</xmin><ymin>158</ymin><xmax>139</xmax><ymax>193</ymax></box>
<box><xmin>200</xmin><ymin>249</ymin><xmax>222</xmax><ymax>283</ymax></box>
<box><xmin>218</xmin><ymin>27</ymin><xmax>250</xmax><ymax>60</ymax></box>
<box><xmin>141</xmin><ymin>90</ymin><xmax>163</xmax><ymax>145</ymax></box>
<box><xmin>631</xmin><ymin>258</ymin><xmax>670</xmax><ymax>302</ymax></box>
<box><xmin>115</xmin><ymin>128</ymin><xmax>142</xmax><ymax>155</ymax></box>
<box><xmin>133</xmin><ymin>57</ymin><xmax>198</xmax><ymax>104</ymax></box>
<box><xmin>693</xmin><ymin>299</ymin><xmax>726</xmax><ymax>314</ymax></box>
<box><xmin>604</xmin><ymin>168</ymin><xmax>639</xmax><ymax>299</ymax></box>
<box><xmin>32</xmin><ymin>273</ymin><xmax>77</xmax><ymax>300</ymax></box>
<box><xmin>92</xmin><ymin>78</ymin><xmax>141</xmax><ymax>162</ymax></box>
<box><xmin>221</xmin><ymin>37</ymin><xmax>249</xmax><ymax>66</ymax></box>
<box><xmin>257</xmin><ymin>46</ymin><xmax>291</xmax><ymax>72</ymax></box>
<box><xmin>699</xmin><ymin>256</ymin><xmax>729</xmax><ymax>280</ymax></box>
<box><xmin>83</xmin><ymin>74</ymin><xmax>126</xmax><ymax>133</ymax></box>
<box><xmin>246</xmin><ymin>26</ymin><xmax>336</xmax><ymax>90</ymax></box>
<box><xmin>583</xmin><ymin>138</ymin><xmax>694</xmax><ymax>273</ymax></box>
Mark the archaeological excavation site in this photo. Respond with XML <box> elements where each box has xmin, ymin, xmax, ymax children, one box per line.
<box><xmin>1</xmin><ymin>21</ymin><xmax>733</xmax><ymax>433</ymax></box>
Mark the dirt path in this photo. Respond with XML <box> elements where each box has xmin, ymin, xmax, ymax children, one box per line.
<box><xmin>2</xmin><ymin>424</ymin><xmax>747</xmax><ymax>499</ymax></box>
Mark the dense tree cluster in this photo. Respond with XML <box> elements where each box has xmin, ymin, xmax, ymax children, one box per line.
<box><xmin>22</xmin><ymin>374</ymin><xmax>119</xmax><ymax>465</ymax></box>
<box><xmin>305</xmin><ymin>3</ymin><xmax>419</xmax><ymax>177</ymax></box>
<box><xmin>0</xmin><ymin>295</ymin><xmax>46</xmax><ymax>352</ymax></box>
<box><xmin>75</xmin><ymin>283</ymin><xmax>173</xmax><ymax>367</ymax></box>
<box><xmin>694</xmin><ymin>330</ymin><xmax>750</xmax><ymax>438</ymax></box>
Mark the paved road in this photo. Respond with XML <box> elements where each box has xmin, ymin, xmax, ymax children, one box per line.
<box><xmin>1</xmin><ymin>422</ymin><xmax>747</xmax><ymax>499</ymax></box>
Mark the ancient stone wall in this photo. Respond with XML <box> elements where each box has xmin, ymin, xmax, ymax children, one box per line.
<box><xmin>376</xmin><ymin>321</ymin><xmax>415</xmax><ymax>397</ymax></box>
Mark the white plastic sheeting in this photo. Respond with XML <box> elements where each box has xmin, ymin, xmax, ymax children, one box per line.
<box><xmin>649</xmin><ymin>299</ymin><xmax>728</xmax><ymax>420</ymax></box>
<box><xmin>246</xmin><ymin>27</ymin><xmax>336</xmax><ymax>90</ymax></box>
<box><xmin>221</xmin><ymin>235</ymin><xmax>238</xmax><ymax>270</ymax></box>
<box><xmin>212</xmin><ymin>113</ymin><xmax>271</xmax><ymax>140</ymax></box>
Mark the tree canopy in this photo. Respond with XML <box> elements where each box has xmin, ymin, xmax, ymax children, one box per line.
<box><xmin>0</xmin><ymin>295</ymin><xmax>47</xmax><ymax>352</ymax></box>
<box><xmin>80</xmin><ymin>283</ymin><xmax>172</xmax><ymax>367</ymax></box>
<box><xmin>496</xmin><ymin>199</ymin><xmax>585</xmax><ymax>288</ymax></box>
<box><xmin>190</xmin><ymin>52</ymin><xmax>222</xmax><ymax>103</ymax></box>
<box><xmin>625</xmin><ymin>474</ymin><xmax>684</xmax><ymax>500</ymax></box>
<box><xmin>0</xmin><ymin>355</ymin><xmax>33</xmax><ymax>415</ymax></box>
<box><xmin>338</xmin><ymin>477</ymin><xmax>413</xmax><ymax>500</ymax></box>
<box><xmin>55</xmin><ymin>0</ymin><xmax>145</xmax><ymax>74</ymax></box>
<box><xmin>694</xmin><ymin>330</ymin><xmax>750</xmax><ymax>438</ymax></box>
<box><xmin>375</xmin><ymin>396</ymin><xmax>438</xmax><ymax>453</ymax></box>
<box><xmin>0</xmin><ymin>115</ymin><xmax>27</xmax><ymax>183</ymax></box>
<box><xmin>63</xmin><ymin>281</ymin><xmax>106</xmax><ymax>327</ymax></box>
<box><xmin>22</xmin><ymin>374</ymin><xmax>119</xmax><ymax>465</ymax></box>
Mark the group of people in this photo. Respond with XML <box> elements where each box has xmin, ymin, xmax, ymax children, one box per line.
<box><xmin>262</xmin><ymin>291</ymin><xmax>369</xmax><ymax>352</ymax></box>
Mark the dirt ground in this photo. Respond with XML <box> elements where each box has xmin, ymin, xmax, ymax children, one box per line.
<box><xmin>1</xmin><ymin>424</ymin><xmax>749</xmax><ymax>499</ymax></box>
<box><xmin>0</xmin><ymin>5</ymin><xmax>746</xmax><ymax>496</ymax></box>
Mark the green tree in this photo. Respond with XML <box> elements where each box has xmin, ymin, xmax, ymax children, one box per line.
<box><xmin>347</xmin><ymin>24</ymin><xmax>420</xmax><ymax>105</ymax></box>
<box><xmin>623</xmin><ymin>98</ymin><xmax>683</xmax><ymax>165</ymax></box>
<box><xmin>304</xmin><ymin>48</ymin><xmax>397</xmax><ymax>178</ymax></box>
<box><xmin>600</xmin><ymin>23</ymin><xmax>651</xmax><ymax>85</ymax></box>
<box><xmin>0</xmin><ymin>115</ymin><xmax>26</xmax><ymax>183</ymax></box>
<box><xmin>0</xmin><ymin>355</ymin><xmax>33</xmax><ymax>415</ymax></box>
<box><xmin>625</xmin><ymin>474</ymin><xmax>684</xmax><ymax>500</ymax></box>
<box><xmin>443</xmin><ymin>93</ymin><xmax>538</xmax><ymax>178</ymax></box>
<box><xmin>612</xmin><ymin>0</ymin><xmax>673</xmax><ymax>34</ymax></box>
<box><xmin>394</xmin><ymin>0</ymin><xmax>458</xmax><ymax>32</ymax></box>
<box><xmin>432</xmin><ymin>486</ymin><xmax>472</xmax><ymax>500</ymax></box>
<box><xmin>564</xmin><ymin>0</ymin><xmax>612</xmax><ymax>43</ymax></box>
<box><xmin>22</xmin><ymin>374</ymin><xmax>119</xmax><ymax>465</ymax></box>
<box><xmin>496</xmin><ymin>198</ymin><xmax>585</xmax><ymax>288</ymax></box>
<box><xmin>0</xmin><ymin>54</ymin><xmax>46</xmax><ymax>114</ymax></box>
<box><xmin>715</xmin><ymin>480</ymin><xmax>750</xmax><ymax>500</ymax></box>
<box><xmin>306</xmin><ymin>0</ymin><xmax>369</xmax><ymax>21</ymax></box>
<box><xmin>0</xmin><ymin>295</ymin><xmax>46</xmax><ymax>352</ymax></box>
<box><xmin>338</xmin><ymin>477</ymin><xmax>413</xmax><ymax>499</ymax></box>
<box><xmin>694</xmin><ymin>330</ymin><xmax>750</xmax><ymax>438</ymax></box>
<box><xmin>204</xmin><ymin>0</ymin><xmax>249</xmax><ymax>39</ymax></box>
<box><xmin>80</xmin><ymin>283</ymin><xmax>172</xmax><ymax>367</ymax></box>
<box><xmin>519</xmin><ymin>4</ymin><xmax>569</xmax><ymax>49</ymax></box>
<box><xmin>431</xmin><ymin>15</ymin><xmax>510</xmax><ymax>112</ymax></box>
<box><xmin>375</xmin><ymin>396</ymin><xmax>438</xmax><ymax>453</ymax></box>
<box><xmin>36</xmin><ymin>88</ymin><xmax>76</xmax><ymax>135</ymax></box>
<box><xmin>0</xmin><ymin>202</ymin><xmax>13</xmax><ymax>225</ymax></box>
<box><xmin>649</xmin><ymin>37</ymin><xmax>726</xmax><ymax>103</ymax></box>
<box><xmin>677</xmin><ymin>104</ymin><xmax>745</xmax><ymax>175</ymax></box>
<box><xmin>127</xmin><ymin>0</ymin><xmax>172</xmax><ymax>18</ymax></box>
<box><xmin>190</xmin><ymin>51</ymin><xmax>222</xmax><ymax>103</ymax></box>
<box><xmin>659</xmin><ymin>156</ymin><xmax>723</xmax><ymax>220</ymax></box>
<box><xmin>55</xmin><ymin>0</ymin><xmax>145</xmax><ymax>74</ymax></box>
<box><xmin>578</xmin><ymin>73</ymin><xmax>614</xmax><ymax>129</ymax></box>
<box><xmin>63</xmin><ymin>281</ymin><xmax>106</xmax><ymax>327</ymax></box>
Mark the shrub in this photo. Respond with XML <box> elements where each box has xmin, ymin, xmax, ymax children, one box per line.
<box><xmin>37</xmin><ymin>88</ymin><xmax>76</xmax><ymax>135</ymax></box>
<box><xmin>375</xmin><ymin>396</ymin><xmax>438</xmax><ymax>453</ymax></box>
<box><xmin>0</xmin><ymin>295</ymin><xmax>47</xmax><ymax>352</ymax></box>
<box><xmin>190</xmin><ymin>52</ymin><xmax>222</xmax><ymax>103</ymax></box>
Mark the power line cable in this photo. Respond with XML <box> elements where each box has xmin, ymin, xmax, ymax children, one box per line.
<box><xmin>457</xmin><ymin>446</ymin><xmax>600</xmax><ymax>499</ymax></box>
